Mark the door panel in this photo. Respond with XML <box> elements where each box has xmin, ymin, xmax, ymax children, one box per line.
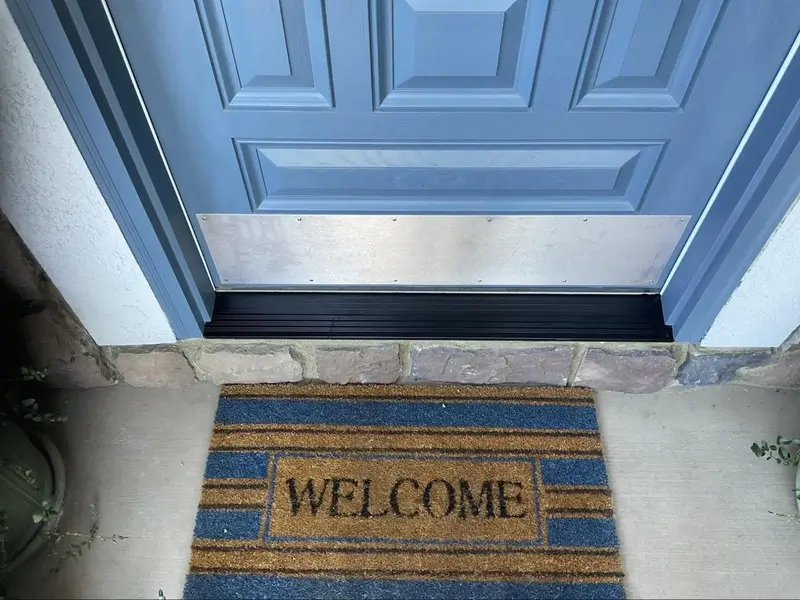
<box><xmin>235</xmin><ymin>141</ymin><xmax>663</xmax><ymax>212</ymax></box>
<box><xmin>373</xmin><ymin>0</ymin><xmax>547</xmax><ymax>110</ymax></box>
<box><xmin>107</xmin><ymin>0</ymin><xmax>800</xmax><ymax>288</ymax></box>
<box><xmin>573</xmin><ymin>0</ymin><xmax>724</xmax><ymax>110</ymax></box>
<box><xmin>196</xmin><ymin>0</ymin><xmax>333</xmax><ymax>109</ymax></box>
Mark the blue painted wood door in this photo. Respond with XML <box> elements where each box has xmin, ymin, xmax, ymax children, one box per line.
<box><xmin>107</xmin><ymin>0</ymin><xmax>800</xmax><ymax>289</ymax></box>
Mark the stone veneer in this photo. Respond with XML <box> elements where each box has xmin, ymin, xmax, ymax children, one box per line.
<box><xmin>88</xmin><ymin>340</ymin><xmax>800</xmax><ymax>393</ymax></box>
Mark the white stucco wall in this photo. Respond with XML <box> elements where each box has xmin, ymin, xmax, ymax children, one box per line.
<box><xmin>703</xmin><ymin>195</ymin><xmax>800</xmax><ymax>348</ymax></box>
<box><xmin>0</xmin><ymin>1</ymin><xmax>175</xmax><ymax>346</ymax></box>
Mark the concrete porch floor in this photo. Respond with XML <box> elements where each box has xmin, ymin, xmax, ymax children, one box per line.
<box><xmin>7</xmin><ymin>384</ymin><xmax>800</xmax><ymax>599</ymax></box>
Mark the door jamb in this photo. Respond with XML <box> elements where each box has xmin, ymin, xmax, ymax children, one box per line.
<box><xmin>6</xmin><ymin>0</ymin><xmax>213</xmax><ymax>339</ymax></box>
<box><xmin>661</xmin><ymin>30</ymin><xmax>800</xmax><ymax>342</ymax></box>
<box><xmin>9</xmin><ymin>0</ymin><xmax>800</xmax><ymax>342</ymax></box>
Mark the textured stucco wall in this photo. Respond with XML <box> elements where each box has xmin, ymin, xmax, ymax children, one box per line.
<box><xmin>0</xmin><ymin>1</ymin><xmax>174</xmax><ymax>346</ymax></box>
<box><xmin>703</xmin><ymin>195</ymin><xmax>800</xmax><ymax>347</ymax></box>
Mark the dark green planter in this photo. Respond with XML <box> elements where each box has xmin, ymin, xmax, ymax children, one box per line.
<box><xmin>796</xmin><ymin>466</ymin><xmax>800</xmax><ymax>516</ymax></box>
<box><xmin>0</xmin><ymin>422</ymin><xmax>65</xmax><ymax>574</ymax></box>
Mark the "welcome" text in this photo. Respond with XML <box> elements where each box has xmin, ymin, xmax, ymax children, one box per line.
<box><xmin>285</xmin><ymin>478</ymin><xmax>528</xmax><ymax>519</ymax></box>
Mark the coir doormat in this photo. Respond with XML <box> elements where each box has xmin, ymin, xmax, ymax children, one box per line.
<box><xmin>184</xmin><ymin>384</ymin><xmax>624</xmax><ymax>599</ymax></box>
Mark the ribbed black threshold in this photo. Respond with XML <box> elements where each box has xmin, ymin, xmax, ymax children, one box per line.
<box><xmin>204</xmin><ymin>293</ymin><xmax>672</xmax><ymax>341</ymax></box>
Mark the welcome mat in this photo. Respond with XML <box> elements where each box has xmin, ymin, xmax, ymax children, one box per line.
<box><xmin>184</xmin><ymin>384</ymin><xmax>624</xmax><ymax>599</ymax></box>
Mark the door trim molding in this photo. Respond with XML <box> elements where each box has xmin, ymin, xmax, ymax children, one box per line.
<box><xmin>661</xmin><ymin>30</ymin><xmax>800</xmax><ymax>342</ymax></box>
<box><xmin>6</xmin><ymin>0</ymin><xmax>213</xmax><ymax>339</ymax></box>
<box><xmin>9</xmin><ymin>0</ymin><xmax>800</xmax><ymax>342</ymax></box>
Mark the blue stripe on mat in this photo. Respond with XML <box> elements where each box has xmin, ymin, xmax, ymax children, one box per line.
<box><xmin>541</xmin><ymin>459</ymin><xmax>608</xmax><ymax>485</ymax></box>
<box><xmin>216</xmin><ymin>398</ymin><xmax>598</xmax><ymax>430</ymax></box>
<box><xmin>547</xmin><ymin>518</ymin><xmax>619</xmax><ymax>548</ymax></box>
<box><xmin>184</xmin><ymin>575</ymin><xmax>625</xmax><ymax>599</ymax></box>
<box><xmin>204</xmin><ymin>452</ymin><xmax>268</xmax><ymax>479</ymax></box>
<box><xmin>194</xmin><ymin>510</ymin><xmax>261</xmax><ymax>540</ymax></box>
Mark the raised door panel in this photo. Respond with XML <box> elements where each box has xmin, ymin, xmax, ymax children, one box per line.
<box><xmin>234</xmin><ymin>141</ymin><xmax>664</xmax><ymax>212</ymax></box>
<box><xmin>195</xmin><ymin>0</ymin><xmax>333</xmax><ymax>109</ymax></box>
<box><xmin>371</xmin><ymin>0</ymin><xmax>548</xmax><ymax>110</ymax></box>
<box><xmin>572</xmin><ymin>0</ymin><xmax>725</xmax><ymax>110</ymax></box>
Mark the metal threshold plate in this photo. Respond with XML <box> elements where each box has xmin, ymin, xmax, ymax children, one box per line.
<box><xmin>198</xmin><ymin>214</ymin><xmax>688</xmax><ymax>288</ymax></box>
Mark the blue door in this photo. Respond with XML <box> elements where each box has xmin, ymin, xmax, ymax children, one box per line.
<box><xmin>107</xmin><ymin>0</ymin><xmax>800</xmax><ymax>289</ymax></box>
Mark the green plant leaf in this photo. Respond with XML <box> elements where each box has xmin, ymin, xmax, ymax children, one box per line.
<box><xmin>20</xmin><ymin>398</ymin><xmax>36</xmax><ymax>408</ymax></box>
<box><xmin>32</xmin><ymin>512</ymin><xmax>43</xmax><ymax>523</ymax></box>
<box><xmin>778</xmin><ymin>435</ymin><xmax>794</xmax><ymax>445</ymax></box>
<box><xmin>751</xmin><ymin>443</ymin><xmax>764</xmax><ymax>457</ymax></box>
<box><xmin>779</xmin><ymin>447</ymin><xmax>791</xmax><ymax>460</ymax></box>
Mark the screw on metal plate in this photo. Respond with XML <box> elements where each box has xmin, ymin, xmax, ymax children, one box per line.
<box><xmin>583</xmin><ymin>218</ymin><xmax>588</xmax><ymax>222</ymax></box>
<box><xmin>562</xmin><ymin>279</ymin><xmax>567</xmax><ymax>283</ymax></box>
<box><xmin>486</xmin><ymin>218</ymin><xmax>492</xmax><ymax>222</ymax></box>
<box><xmin>297</xmin><ymin>217</ymin><xmax>303</xmax><ymax>221</ymax></box>
<box><xmin>223</xmin><ymin>278</ymin><xmax>228</xmax><ymax>282</ymax></box>
<box><xmin>477</xmin><ymin>279</ymin><xmax>482</xmax><ymax>283</ymax></box>
<box><xmin>309</xmin><ymin>279</ymin><xmax>314</xmax><ymax>282</ymax></box>
<box><xmin>393</xmin><ymin>279</ymin><xmax>398</xmax><ymax>282</ymax></box>
<box><xmin>392</xmin><ymin>218</ymin><xmax>397</xmax><ymax>221</ymax></box>
<box><xmin>201</xmin><ymin>216</ymin><xmax>206</xmax><ymax>220</ymax></box>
